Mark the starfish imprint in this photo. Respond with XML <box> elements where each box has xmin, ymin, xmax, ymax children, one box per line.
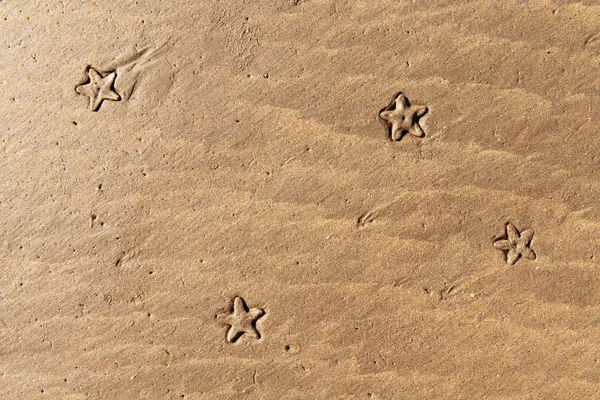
<box><xmin>493</xmin><ymin>223</ymin><xmax>536</xmax><ymax>266</ymax></box>
<box><xmin>378</xmin><ymin>92</ymin><xmax>428</xmax><ymax>141</ymax></box>
<box><xmin>75</xmin><ymin>67</ymin><xmax>121</xmax><ymax>111</ymax></box>
<box><xmin>216</xmin><ymin>296</ymin><xmax>265</xmax><ymax>343</ymax></box>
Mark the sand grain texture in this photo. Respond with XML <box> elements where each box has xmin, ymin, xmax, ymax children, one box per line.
<box><xmin>2</xmin><ymin>0</ymin><xmax>600</xmax><ymax>398</ymax></box>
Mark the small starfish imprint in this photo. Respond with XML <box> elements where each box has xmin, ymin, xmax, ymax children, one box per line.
<box><xmin>493</xmin><ymin>223</ymin><xmax>536</xmax><ymax>266</ymax></box>
<box><xmin>378</xmin><ymin>92</ymin><xmax>428</xmax><ymax>141</ymax></box>
<box><xmin>216</xmin><ymin>296</ymin><xmax>265</xmax><ymax>343</ymax></box>
<box><xmin>75</xmin><ymin>67</ymin><xmax>121</xmax><ymax>111</ymax></box>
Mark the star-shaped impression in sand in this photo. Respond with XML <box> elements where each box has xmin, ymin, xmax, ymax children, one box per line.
<box><xmin>493</xmin><ymin>223</ymin><xmax>536</xmax><ymax>266</ymax></box>
<box><xmin>75</xmin><ymin>67</ymin><xmax>121</xmax><ymax>111</ymax></box>
<box><xmin>217</xmin><ymin>296</ymin><xmax>265</xmax><ymax>343</ymax></box>
<box><xmin>378</xmin><ymin>92</ymin><xmax>428</xmax><ymax>141</ymax></box>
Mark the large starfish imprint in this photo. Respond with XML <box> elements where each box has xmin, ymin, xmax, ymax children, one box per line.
<box><xmin>75</xmin><ymin>67</ymin><xmax>121</xmax><ymax>111</ymax></box>
<box><xmin>216</xmin><ymin>296</ymin><xmax>265</xmax><ymax>343</ymax></box>
<box><xmin>493</xmin><ymin>223</ymin><xmax>536</xmax><ymax>266</ymax></box>
<box><xmin>378</xmin><ymin>92</ymin><xmax>428</xmax><ymax>141</ymax></box>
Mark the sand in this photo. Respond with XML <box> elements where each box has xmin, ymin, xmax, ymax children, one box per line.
<box><xmin>2</xmin><ymin>0</ymin><xmax>600</xmax><ymax>398</ymax></box>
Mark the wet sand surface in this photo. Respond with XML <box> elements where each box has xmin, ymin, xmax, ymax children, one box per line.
<box><xmin>2</xmin><ymin>1</ymin><xmax>600</xmax><ymax>398</ymax></box>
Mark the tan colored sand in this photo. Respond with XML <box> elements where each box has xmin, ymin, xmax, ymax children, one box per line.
<box><xmin>2</xmin><ymin>0</ymin><xmax>600</xmax><ymax>398</ymax></box>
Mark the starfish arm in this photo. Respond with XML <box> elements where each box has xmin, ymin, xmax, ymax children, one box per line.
<box><xmin>506</xmin><ymin>249</ymin><xmax>520</xmax><ymax>266</ymax></box>
<box><xmin>104</xmin><ymin>90</ymin><xmax>121</xmax><ymax>101</ymax></box>
<box><xmin>395</xmin><ymin>93</ymin><xmax>409</xmax><ymax>110</ymax></box>
<box><xmin>409</xmin><ymin>123</ymin><xmax>425</xmax><ymax>137</ymax></box>
<box><xmin>248</xmin><ymin>308</ymin><xmax>264</xmax><ymax>321</ymax></box>
<box><xmin>88</xmin><ymin>68</ymin><xmax>102</xmax><ymax>83</ymax></box>
<box><xmin>233</xmin><ymin>296</ymin><xmax>248</xmax><ymax>313</ymax></box>
<box><xmin>506</xmin><ymin>223</ymin><xmax>519</xmax><ymax>242</ymax></box>
<box><xmin>216</xmin><ymin>312</ymin><xmax>232</xmax><ymax>325</ymax></box>
<box><xmin>226</xmin><ymin>326</ymin><xmax>241</xmax><ymax>343</ymax></box>
<box><xmin>520</xmin><ymin>229</ymin><xmax>534</xmax><ymax>245</ymax></box>
<box><xmin>77</xmin><ymin>83</ymin><xmax>98</xmax><ymax>102</ymax></box>
<box><xmin>390</xmin><ymin>125</ymin><xmax>404</xmax><ymax>141</ymax></box>
<box><xmin>105</xmin><ymin>72</ymin><xmax>117</xmax><ymax>85</ymax></box>
<box><xmin>521</xmin><ymin>247</ymin><xmax>536</xmax><ymax>260</ymax></box>
<box><xmin>75</xmin><ymin>83</ymin><xmax>88</xmax><ymax>95</ymax></box>
<box><xmin>379</xmin><ymin>110</ymin><xmax>394</xmax><ymax>121</ymax></box>
<box><xmin>493</xmin><ymin>240</ymin><xmax>512</xmax><ymax>251</ymax></box>
<box><xmin>90</xmin><ymin>96</ymin><xmax>102</xmax><ymax>111</ymax></box>
<box><xmin>415</xmin><ymin>106</ymin><xmax>428</xmax><ymax>118</ymax></box>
